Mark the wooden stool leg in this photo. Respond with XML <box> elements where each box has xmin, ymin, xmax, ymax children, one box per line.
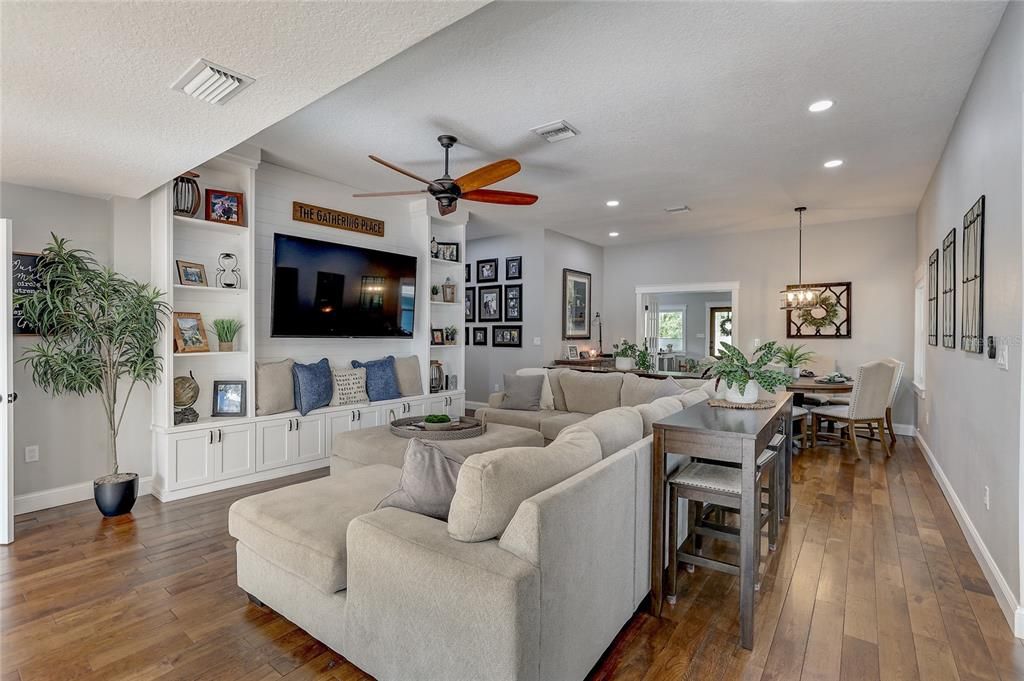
<box><xmin>667</xmin><ymin>486</ymin><xmax>679</xmax><ymax>604</ymax></box>
<box><xmin>846</xmin><ymin>421</ymin><xmax>862</xmax><ymax>459</ymax></box>
<box><xmin>811</xmin><ymin>413</ymin><xmax>818</xmax><ymax>447</ymax></box>
<box><xmin>694</xmin><ymin>501</ymin><xmax>704</xmax><ymax>555</ymax></box>
<box><xmin>685</xmin><ymin>499</ymin><xmax>696</xmax><ymax>573</ymax></box>
<box><xmin>768</xmin><ymin>463</ymin><xmax>779</xmax><ymax>551</ymax></box>
<box><xmin>867</xmin><ymin>422</ymin><xmax>876</xmax><ymax>438</ymax></box>
<box><xmin>886</xmin><ymin>407</ymin><xmax>897</xmax><ymax>447</ymax></box>
<box><xmin>878</xmin><ymin>419</ymin><xmax>892</xmax><ymax>458</ymax></box>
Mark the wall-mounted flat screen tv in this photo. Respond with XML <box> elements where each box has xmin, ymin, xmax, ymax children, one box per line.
<box><xmin>271</xmin><ymin>233</ymin><xmax>417</xmax><ymax>338</ymax></box>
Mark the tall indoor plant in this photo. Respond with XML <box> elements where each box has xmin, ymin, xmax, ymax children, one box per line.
<box><xmin>16</xmin><ymin>235</ymin><xmax>170</xmax><ymax>516</ymax></box>
<box><xmin>709</xmin><ymin>341</ymin><xmax>792</xmax><ymax>404</ymax></box>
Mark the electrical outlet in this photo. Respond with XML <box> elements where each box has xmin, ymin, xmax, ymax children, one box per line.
<box><xmin>984</xmin><ymin>485</ymin><xmax>990</xmax><ymax>510</ymax></box>
<box><xmin>25</xmin><ymin>445</ymin><xmax>39</xmax><ymax>463</ymax></box>
<box><xmin>533</xmin><ymin>337</ymin><xmax>541</xmax><ymax>346</ymax></box>
<box><xmin>494</xmin><ymin>384</ymin><xmax>500</xmax><ymax>392</ymax></box>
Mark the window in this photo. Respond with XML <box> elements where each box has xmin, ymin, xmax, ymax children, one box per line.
<box><xmin>657</xmin><ymin>308</ymin><xmax>685</xmax><ymax>353</ymax></box>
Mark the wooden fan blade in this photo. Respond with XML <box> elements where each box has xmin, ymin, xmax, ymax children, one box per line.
<box><xmin>461</xmin><ymin>189</ymin><xmax>538</xmax><ymax>206</ymax></box>
<box><xmin>455</xmin><ymin>159</ymin><xmax>521</xmax><ymax>193</ymax></box>
<box><xmin>438</xmin><ymin>201</ymin><xmax>458</xmax><ymax>217</ymax></box>
<box><xmin>368</xmin><ymin>155</ymin><xmax>443</xmax><ymax>191</ymax></box>
<box><xmin>352</xmin><ymin>190</ymin><xmax>427</xmax><ymax>197</ymax></box>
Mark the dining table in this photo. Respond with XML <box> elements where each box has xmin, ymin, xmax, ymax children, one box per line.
<box><xmin>784</xmin><ymin>376</ymin><xmax>853</xmax><ymax>406</ymax></box>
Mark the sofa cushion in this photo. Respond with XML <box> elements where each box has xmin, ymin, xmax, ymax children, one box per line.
<box><xmin>558</xmin><ymin>407</ymin><xmax>644</xmax><ymax>458</ymax></box>
<box><xmin>331</xmin><ymin>367</ymin><xmax>369</xmax><ymax>407</ymax></box>
<box><xmin>673</xmin><ymin>378</ymin><xmax>707</xmax><ymax>391</ymax></box>
<box><xmin>377</xmin><ymin>439</ymin><xmax>465</xmax><ymax>521</ymax></box>
<box><xmin>448</xmin><ymin>428</ymin><xmax>601</xmax><ymax>542</ymax></box>
<box><xmin>228</xmin><ymin>465</ymin><xmax>401</xmax><ymax>594</ymax></box>
<box><xmin>393</xmin><ymin>355</ymin><xmax>423</xmax><ymax>397</ymax></box>
<box><xmin>636</xmin><ymin>396</ymin><xmax>684</xmax><ymax>436</ymax></box>
<box><xmin>256</xmin><ymin>359</ymin><xmax>295</xmax><ymax>416</ymax></box>
<box><xmin>539</xmin><ymin>412</ymin><xmax>589</xmax><ymax>442</ymax></box>
<box><xmin>680</xmin><ymin>387</ymin><xmax>710</xmax><ymax>408</ymax></box>
<box><xmin>475</xmin><ymin>407</ymin><xmax>554</xmax><ymax>431</ymax></box>
<box><xmin>351</xmin><ymin>356</ymin><xmax>401</xmax><ymax>402</ymax></box>
<box><xmin>501</xmin><ymin>373</ymin><xmax>545</xmax><ymax>411</ymax></box>
<box><xmin>620</xmin><ymin>373</ymin><xmax>683</xmax><ymax>407</ymax></box>
<box><xmin>516</xmin><ymin>368</ymin><xmax>555</xmax><ymax>410</ymax></box>
<box><xmin>547</xmin><ymin>368</ymin><xmax>570</xmax><ymax>412</ymax></box>
<box><xmin>559</xmin><ymin>371</ymin><xmax>623</xmax><ymax>414</ymax></box>
<box><xmin>293</xmin><ymin>358</ymin><xmax>333</xmax><ymax>416</ymax></box>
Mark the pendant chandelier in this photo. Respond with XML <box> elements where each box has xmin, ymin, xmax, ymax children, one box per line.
<box><xmin>779</xmin><ymin>206</ymin><xmax>820</xmax><ymax>310</ymax></box>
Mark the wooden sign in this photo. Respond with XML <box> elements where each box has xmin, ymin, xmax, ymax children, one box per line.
<box><xmin>12</xmin><ymin>251</ymin><xmax>41</xmax><ymax>335</ymax></box>
<box><xmin>292</xmin><ymin>201</ymin><xmax>385</xmax><ymax>237</ymax></box>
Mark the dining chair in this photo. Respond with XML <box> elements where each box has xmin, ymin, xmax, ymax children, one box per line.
<box><xmin>810</xmin><ymin>361</ymin><xmax>896</xmax><ymax>459</ymax></box>
<box><xmin>827</xmin><ymin>358</ymin><xmax>904</xmax><ymax>446</ymax></box>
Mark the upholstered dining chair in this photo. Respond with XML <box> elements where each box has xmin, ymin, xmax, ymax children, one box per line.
<box><xmin>827</xmin><ymin>358</ymin><xmax>905</xmax><ymax>446</ymax></box>
<box><xmin>810</xmin><ymin>361</ymin><xmax>896</xmax><ymax>459</ymax></box>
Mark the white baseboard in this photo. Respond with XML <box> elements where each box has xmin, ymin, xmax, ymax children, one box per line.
<box><xmin>150</xmin><ymin>459</ymin><xmax>329</xmax><ymax>503</ymax></box>
<box><xmin>893</xmin><ymin>423</ymin><xmax>916</xmax><ymax>437</ymax></box>
<box><xmin>15</xmin><ymin>476</ymin><xmax>153</xmax><ymax>515</ymax></box>
<box><xmin>914</xmin><ymin>430</ymin><xmax>1024</xmax><ymax>638</ymax></box>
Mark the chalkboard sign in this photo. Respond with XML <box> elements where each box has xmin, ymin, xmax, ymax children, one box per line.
<box><xmin>12</xmin><ymin>251</ymin><xmax>41</xmax><ymax>335</ymax></box>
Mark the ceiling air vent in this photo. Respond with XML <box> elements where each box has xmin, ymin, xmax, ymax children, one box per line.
<box><xmin>530</xmin><ymin>120</ymin><xmax>580</xmax><ymax>143</ymax></box>
<box><xmin>172</xmin><ymin>59</ymin><xmax>254</xmax><ymax>105</ymax></box>
<box><xmin>664</xmin><ymin>206</ymin><xmax>691</xmax><ymax>214</ymax></box>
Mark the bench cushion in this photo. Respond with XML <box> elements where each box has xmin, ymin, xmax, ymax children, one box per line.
<box><xmin>228</xmin><ymin>465</ymin><xmax>401</xmax><ymax>595</ymax></box>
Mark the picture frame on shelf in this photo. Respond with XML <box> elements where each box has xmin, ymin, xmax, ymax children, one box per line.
<box><xmin>478</xmin><ymin>285</ymin><xmax>502</xmax><ymax>322</ymax></box>
<box><xmin>431</xmin><ymin>328</ymin><xmax>444</xmax><ymax>346</ymax></box>
<box><xmin>176</xmin><ymin>259</ymin><xmax>208</xmax><ymax>287</ymax></box>
<box><xmin>504</xmin><ymin>284</ymin><xmax>522</xmax><ymax>322</ymax></box>
<box><xmin>492</xmin><ymin>325</ymin><xmax>522</xmax><ymax>348</ymax></box>
<box><xmin>173</xmin><ymin>312</ymin><xmax>210</xmax><ymax>353</ymax></box>
<box><xmin>506</xmin><ymin>256</ymin><xmax>522</xmax><ymax>280</ymax></box>
<box><xmin>442</xmin><ymin>281</ymin><xmax>457</xmax><ymax>303</ymax></box>
<box><xmin>566</xmin><ymin>344</ymin><xmax>580</xmax><ymax>360</ymax></box>
<box><xmin>473</xmin><ymin>327</ymin><xmax>487</xmax><ymax>346</ymax></box>
<box><xmin>562</xmin><ymin>268</ymin><xmax>592</xmax><ymax>339</ymax></box>
<box><xmin>205</xmin><ymin>188</ymin><xmax>245</xmax><ymax>225</ymax></box>
<box><xmin>579</xmin><ymin>351</ymin><xmax>591</xmax><ymax>359</ymax></box>
<box><xmin>212</xmin><ymin>380</ymin><xmax>247</xmax><ymax>417</ymax></box>
<box><xmin>465</xmin><ymin>287</ymin><xmax>476</xmax><ymax>322</ymax></box>
<box><xmin>436</xmin><ymin>242</ymin><xmax>460</xmax><ymax>262</ymax></box>
<box><xmin>477</xmin><ymin>258</ymin><xmax>498</xmax><ymax>283</ymax></box>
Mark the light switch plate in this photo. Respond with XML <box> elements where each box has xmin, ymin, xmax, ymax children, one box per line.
<box><xmin>997</xmin><ymin>344</ymin><xmax>1009</xmax><ymax>371</ymax></box>
<box><xmin>25</xmin><ymin>445</ymin><xmax>39</xmax><ymax>463</ymax></box>
<box><xmin>533</xmin><ymin>337</ymin><xmax>541</xmax><ymax>346</ymax></box>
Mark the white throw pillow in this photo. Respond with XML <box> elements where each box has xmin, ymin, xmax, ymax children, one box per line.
<box><xmin>516</xmin><ymin>368</ymin><xmax>554</xmax><ymax>410</ymax></box>
<box><xmin>332</xmin><ymin>367</ymin><xmax>369</xmax><ymax>406</ymax></box>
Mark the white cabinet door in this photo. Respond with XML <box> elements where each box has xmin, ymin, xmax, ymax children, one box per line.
<box><xmin>326</xmin><ymin>410</ymin><xmax>358</xmax><ymax>450</ymax></box>
<box><xmin>404</xmin><ymin>400</ymin><xmax>426</xmax><ymax>418</ymax></box>
<box><xmin>356</xmin><ymin>407</ymin><xmax>381</xmax><ymax>429</ymax></box>
<box><xmin>169</xmin><ymin>430</ymin><xmax>215</xmax><ymax>490</ymax></box>
<box><xmin>449</xmin><ymin>394</ymin><xmax>466</xmax><ymax>418</ymax></box>
<box><xmin>295</xmin><ymin>415</ymin><xmax>325</xmax><ymax>462</ymax></box>
<box><xmin>215</xmin><ymin>423</ymin><xmax>255</xmax><ymax>481</ymax></box>
<box><xmin>425</xmin><ymin>397</ymin><xmax>447</xmax><ymax>416</ymax></box>
<box><xmin>256</xmin><ymin>418</ymin><xmax>292</xmax><ymax>471</ymax></box>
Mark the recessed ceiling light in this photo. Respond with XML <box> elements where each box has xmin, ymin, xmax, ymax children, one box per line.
<box><xmin>608</xmin><ymin>232</ymin><xmax>620</xmax><ymax>237</ymax></box>
<box><xmin>823</xmin><ymin>159</ymin><xmax>844</xmax><ymax>168</ymax></box>
<box><xmin>606</xmin><ymin>200</ymin><xmax>620</xmax><ymax>207</ymax></box>
<box><xmin>808</xmin><ymin>99</ymin><xmax>834</xmax><ymax>113</ymax></box>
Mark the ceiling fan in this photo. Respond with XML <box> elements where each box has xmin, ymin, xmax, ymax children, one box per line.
<box><xmin>353</xmin><ymin>135</ymin><xmax>538</xmax><ymax>216</ymax></box>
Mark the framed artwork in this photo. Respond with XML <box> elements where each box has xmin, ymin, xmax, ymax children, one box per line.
<box><xmin>927</xmin><ymin>249</ymin><xmax>939</xmax><ymax>346</ymax></box>
<box><xmin>562</xmin><ymin>269</ymin><xmax>591</xmax><ymax>339</ymax></box>
<box><xmin>12</xmin><ymin>251</ymin><xmax>41</xmax><ymax>335</ymax></box>
<box><xmin>492</xmin><ymin>325</ymin><xmax>522</xmax><ymax>348</ymax></box>
<box><xmin>506</xmin><ymin>256</ymin><xmax>522</xmax><ymax>280</ymax></box>
<box><xmin>465</xmin><ymin>286</ymin><xmax>476</xmax><ymax>322</ymax></box>
<box><xmin>473</xmin><ymin>327</ymin><xmax>488</xmax><ymax>346</ymax></box>
<box><xmin>786</xmin><ymin>282</ymin><xmax>852</xmax><ymax>338</ymax></box>
<box><xmin>176</xmin><ymin>259</ymin><xmax>208</xmax><ymax>287</ymax></box>
<box><xmin>504</xmin><ymin>284</ymin><xmax>522</xmax><ymax>322</ymax></box>
<box><xmin>961</xmin><ymin>196</ymin><xmax>984</xmax><ymax>353</ymax></box>
<box><xmin>212</xmin><ymin>380</ymin><xmax>246</xmax><ymax>417</ymax></box>
<box><xmin>205</xmin><ymin>188</ymin><xmax>244</xmax><ymax>225</ymax></box>
<box><xmin>579</xmin><ymin>351</ymin><xmax>591</xmax><ymax>359</ymax></box>
<box><xmin>566</xmin><ymin>344</ymin><xmax>580</xmax><ymax>360</ymax></box>
<box><xmin>437</xmin><ymin>241</ymin><xmax>460</xmax><ymax>262</ymax></box>
<box><xmin>466</xmin><ymin>263</ymin><xmax>471</xmax><ymax>283</ymax></box>
<box><xmin>477</xmin><ymin>258</ymin><xmax>498</xmax><ymax>283</ymax></box>
<box><xmin>478</xmin><ymin>285</ymin><xmax>502</xmax><ymax>322</ymax></box>
<box><xmin>173</xmin><ymin>312</ymin><xmax>210</xmax><ymax>353</ymax></box>
<box><xmin>942</xmin><ymin>228</ymin><xmax>956</xmax><ymax>348</ymax></box>
<box><xmin>431</xmin><ymin>328</ymin><xmax>444</xmax><ymax>345</ymax></box>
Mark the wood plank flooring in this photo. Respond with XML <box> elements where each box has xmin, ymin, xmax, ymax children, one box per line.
<box><xmin>2</xmin><ymin>436</ymin><xmax>1020</xmax><ymax>681</ymax></box>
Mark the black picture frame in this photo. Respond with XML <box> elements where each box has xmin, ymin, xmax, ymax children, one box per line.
<box><xmin>504</xmin><ymin>283</ymin><xmax>522</xmax><ymax>322</ymax></box>
<box><xmin>465</xmin><ymin>263</ymin><xmax>471</xmax><ymax>283</ymax></box>
<box><xmin>961</xmin><ymin>196</ymin><xmax>984</xmax><ymax>353</ymax></box>
<box><xmin>927</xmin><ymin>249</ymin><xmax>939</xmax><ymax>346</ymax></box>
<box><xmin>785</xmin><ymin>281</ymin><xmax>852</xmax><ymax>339</ymax></box>
<box><xmin>431</xmin><ymin>328</ymin><xmax>444</xmax><ymax>345</ymax></box>
<box><xmin>477</xmin><ymin>258</ymin><xmax>498</xmax><ymax>283</ymax></box>
<box><xmin>436</xmin><ymin>241</ymin><xmax>460</xmax><ymax>263</ymax></box>
<box><xmin>12</xmin><ymin>251</ymin><xmax>41</xmax><ymax>335</ymax></box>
<box><xmin>465</xmin><ymin>286</ymin><xmax>476</xmax><ymax>323</ymax></box>
<box><xmin>562</xmin><ymin>268</ymin><xmax>592</xmax><ymax>339</ymax></box>
<box><xmin>505</xmin><ymin>256</ymin><xmax>522</xmax><ymax>280</ymax></box>
<box><xmin>478</xmin><ymin>285</ymin><xmax>502</xmax><ymax>322</ymax></box>
<box><xmin>492</xmin><ymin>325</ymin><xmax>522</xmax><ymax>348</ymax></box>
<box><xmin>212</xmin><ymin>380</ymin><xmax>247</xmax><ymax>417</ymax></box>
<box><xmin>942</xmin><ymin>228</ymin><xmax>956</xmax><ymax>349</ymax></box>
<box><xmin>472</xmin><ymin>327</ymin><xmax>488</xmax><ymax>346</ymax></box>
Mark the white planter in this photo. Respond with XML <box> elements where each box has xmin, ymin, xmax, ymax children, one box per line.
<box><xmin>789</xmin><ymin>366</ymin><xmax>801</xmax><ymax>379</ymax></box>
<box><xmin>615</xmin><ymin>356</ymin><xmax>635</xmax><ymax>371</ymax></box>
<box><xmin>725</xmin><ymin>381</ymin><xmax>759</xmax><ymax>404</ymax></box>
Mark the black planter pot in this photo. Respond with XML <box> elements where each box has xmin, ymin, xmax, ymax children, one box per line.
<box><xmin>94</xmin><ymin>473</ymin><xmax>139</xmax><ymax>517</ymax></box>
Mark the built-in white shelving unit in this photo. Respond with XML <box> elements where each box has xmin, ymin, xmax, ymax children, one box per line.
<box><xmin>428</xmin><ymin>214</ymin><xmax>466</xmax><ymax>394</ymax></box>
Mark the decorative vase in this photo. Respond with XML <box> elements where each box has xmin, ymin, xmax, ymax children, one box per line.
<box><xmin>173</xmin><ymin>172</ymin><xmax>201</xmax><ymax>217</ymax></box>
<box><xmin>615</xmin><ymin>356</ymin><xmax>635</xmax><ymax>371</ymax></box>
<box><xmin>219</xmin><ymin>341</ymin><xmax>234</xmax><ymax>352</ymax></box>
<box><xmin>216</xmin><ymin>252</ymin><xmax>241</xmax><ymax>289</ymax></box>
<box><xmin>789</xmin><ymin>366</ymin><xmax>801</xmax><ymax>379</ymax></box>
<box><xmin>94</xmin><ymin>473</ymin><xmax>139</xmax><ymax>517</ymax></box>
<box><xmin>726</xmin><ymin>381</ymin><xmax>759</xmax><ymax>404</ymax></box>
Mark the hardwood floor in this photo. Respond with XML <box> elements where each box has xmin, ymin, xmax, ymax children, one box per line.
<box><xmin>2</xmin><ymin>436</ymin><xmax>1020</xmax><ymax>681</ymax></box>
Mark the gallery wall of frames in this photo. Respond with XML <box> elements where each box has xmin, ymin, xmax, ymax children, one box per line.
<box><xmin>465</xmin><ymin>254</ymin><xmax>523</xmax><ymax>348</ymax></box>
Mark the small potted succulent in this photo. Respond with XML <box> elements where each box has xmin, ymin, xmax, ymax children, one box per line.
<box><xmin>211</xmin><ymin>318</ymin><xmax>243</xmax><ymax>352</ymax></box>
<box><xmin>709</xmin><ymin>341</ymin><xmax>792</xmax><ymax>404</ymax></box>
<box><xmin>612</xmin><ymin>339</ymin><xmax>639</xmax><ymax>371</ymax></box>
<box><xmin>444</xmin><ymin>325</ymin><xmax>458</xmax><ymax>345</ymax></box>
<box><xmin>775</xmin><ymin>343</ymin><xmax>815</xmax><ymax>379</ymax></box>
<box><xmin>431</xmin><ymin>285</ymin><xmax>442</xmax><ymax>302</ymax></box>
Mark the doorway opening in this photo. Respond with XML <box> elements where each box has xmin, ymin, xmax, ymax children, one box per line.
<box><xmin>635</xmin><ymin>282</ymin><xmax>739</xmax><ymax>374</ymax></box>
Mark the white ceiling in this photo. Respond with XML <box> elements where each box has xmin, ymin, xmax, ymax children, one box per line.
<box><xmin>0</xmin><ymin>1</ymin><xmax>485</xmax><ymax>199</ymax></box>
<box><xmin>251</xmin><ymin>1</ymin><xmax>1006</xmax><ymax>245</ymax></box>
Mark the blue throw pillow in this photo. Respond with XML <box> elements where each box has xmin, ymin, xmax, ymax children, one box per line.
<box><xmin>292</xmin><ymin>358</ymin><xmax>333</xmax><ymax>416</ymax></box>
<box><xmin>352</xmin><ymin>356</ymin><xmax>401</xmax><ymax>402</ymax></box>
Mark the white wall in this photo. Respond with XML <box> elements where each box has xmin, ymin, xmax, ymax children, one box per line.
<box><xmin>603</xmin><ymin>214</ymin><xmax>917</xmax><ymax>424</ymax></box>
<box><xmin>914</xmin><ymin>1</ymin><xmax>1023</xmax><ymax>620</ymax></box>
<box><xmin>544</xmin><ymin>229</ymin><xmax>605</xmax><ymax>362</ymax></box>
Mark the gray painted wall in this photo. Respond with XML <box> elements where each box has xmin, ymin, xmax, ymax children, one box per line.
<box><xmin>914</xmin><ymin>2</ymin><xmax>1023</xmax><ymax>603</ymax></box>
<box><xmin>544</xmin><ymin>229</ymin><xmax>605</xmax><ymax>363</ymax></box>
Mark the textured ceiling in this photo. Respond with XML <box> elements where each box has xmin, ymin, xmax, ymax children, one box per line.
<box><xmin>252</xmin><ymin>1</ymin><xmax>1006</xmax><ymax>244</ymax></box>
<box><xmin>0</xmin><ymin>1</ymin><xmax>485</xmax><ymax>198</ymax></box>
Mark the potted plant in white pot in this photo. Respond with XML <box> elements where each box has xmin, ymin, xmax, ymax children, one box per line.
<box><xmin>709</xmin><ymin>341</ymin><xmax>792</xmax><ymax>404</ymax></box>
<box><xmin>16</xmin><ymin>236</ymin><xmax>170</xmax><ymax>517</ymax></box>
<box><xmin>774</xmin><ymin>343</ymin><xmax>815</xmax><ymax>379</ymax></box>
<box><xmin>612</xmin><ymin>339</ymin><xmax>639</xmax><ymax>370</ymax></box>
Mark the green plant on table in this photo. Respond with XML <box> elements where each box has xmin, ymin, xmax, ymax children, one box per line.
<box><xmin>709</xmin><ymin>341</ymin><xmax>792</xmax><ymax>394</ymax></box>
<box><xmin>635</xmin><ymin>345</ymin><xmax>653</xmax><ymax>372</ymax></box>
<box><xmin>425</xmin><ymin>414</ymin><xmax>451</xmax><ymax>424</ymax></box>
<box><xmin>612</xmin><ymin>339</ymin><xmax>640</xmax><ymax>359</ymax></box>
<box><xmin>774</xmin><ymin>343</ymin><xmax>815</xmax><ymax>368</ymax></box>
<box><xmin>210</xmin><ymin>318</ymin><xmax>243</xmax><ymax>343</ymax></box>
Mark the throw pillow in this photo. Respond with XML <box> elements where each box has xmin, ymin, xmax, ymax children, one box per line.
<box><xmin>515</xmin><ymin>368</ymin><xmax>554</xmax><ymax>410</ymax></box>
<box><xmin>292</xmin><ymin>358</ymin><xmax>333</xmax><ymax>416</ymax></box>
<box><xmin>620</xmin><ymin>373</ymin><xmax>683</xmax><ymax>406</ymax></box>
<box><xmin>559</xmin><ymin>370</ymin><xmax>623</xmax><ymax>414</ymax></box>
<box><xmin>393</xmin><ymin>355</ymin><xmax>424</xmax><ymax>397</ymax></box>
<box><xmin>376</xmin><ymin>439</ymin><xmax>465</xmax><ymax>521</ymax></box>
<box><xmin>256</xmin><ymin>359</ymin><xmax>295</xmax><ymax>416</ymax></box>
<box><xmin>331</xmin><ymin>367</ymin><xmax>369</xmax><ymax>407</ymax></box>
<box><xmin>500</xmin><ymin>373</ymin><xmax>545</xmax><ymax>411</ymax></box>
<box><xmin>351</xmin><ymin>356</ymin><xmax>401</xmax><ymax>402</ymax></box>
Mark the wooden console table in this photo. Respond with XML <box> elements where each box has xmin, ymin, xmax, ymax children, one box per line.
<box><xmin>650</xmin><ymin>392</ymin><xmax>793</xmax><ymax>649</ymax></box>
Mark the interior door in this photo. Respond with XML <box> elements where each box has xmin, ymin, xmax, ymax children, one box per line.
<box><xmin>1</xmin><ymin>219</ymin><xmax>13</xmax><ymax>544</ymax></box>
<box><xmin>708</xmin><ymin>306</ymin><xmax>733</xmax><ymax>357</ymax></box>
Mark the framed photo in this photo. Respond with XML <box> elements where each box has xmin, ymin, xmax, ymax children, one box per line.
<box><xmin>492</xmin><ymin>325</ymin><xmax>522</xmax><ymax>348</ymax></box>
<box><xmin>466</xmin><ymin>263</ymin><xmax>471</xmax><ymax>283</ymax></box>
<box><xmin>504</xmin><ymin>284</ymin><xmax>522</xmax><ymax>322</ymax></box>
<box><xmin>12</xmin><ymin>251</ymin><xmax>41</xmax><ymax>335</ymax></box>
<box><xmin>473</xmin><ymin>327</ymin><xmax>488</xmax><ymax>346</ymax></box>
<box><xmin>176</xmin><ymin>259</ymin><xmax>208</xmax><ymax>287</ymax></box>
<box><xmin>579</xmin><ymin>351</ymin><xmax>591</xmax><ymax>359</ymax></box>
<box><xmin>437</xmin><ymin>241</ymin><xmax>460</xmax><ymax>263</ymax></box>
<box><xmin>562</xmin><ymin>268</ymin><xmax>592</xmax><ymax>339</ymax></box>
<box><xmin>506</xmin><ymin>256</ymin><xmax>522</xmax><ymax>280</ymax></box>
<box><xmin>205</xmin><ymin>188</ymin><xmax>244</xmax><ymax>225</ymax></box>
<box><xmin>477</xmin><ymin>258</ymin><xmax>498</xmax><ymax>283</ymax></box>
<box><xmin>465</xmin><ymin>286</ymin><xmax>476</xmax><ymax>322</ymax></box>
<box><xmin>478</xmin><ymin>285</ymin><xmax>502</xmax><ymax>322</ymax></box>
<box><xmin>212</xmin><ymin>380</ymin><xmax>246</xmax><ymax>417</ymax></box>
<box><xmin>173</xmin><ymin>312</ymin><xmax>210</xmax><ymax>353</ymax></box>
<box><xmin>566</xmin><ymin>344</ymin><xmax>580</xmax><ymax>360</ymax></box>
<box><xmin>431</xmin><ymin>328</ymin><xmax>444</xmax><ymax>346</ymax></box>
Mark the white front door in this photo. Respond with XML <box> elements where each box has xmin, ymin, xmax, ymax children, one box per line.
<box><xmin>2</xmin><ymin>219</ymin><xmax>15</xmax><ymax>544</ymax></box>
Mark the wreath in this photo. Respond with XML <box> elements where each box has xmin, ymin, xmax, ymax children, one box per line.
<box><xmin>800</xmin><ymin>294</ymin><xmax>839</xmax><ymax>329</ymax></box>
<box><xmin>718</xmin><ymin>316</ymin><xmax>732</xmax><ymax>337</ymax></box>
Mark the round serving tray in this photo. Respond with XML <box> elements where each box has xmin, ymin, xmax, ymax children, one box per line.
<box><xmin>389</xmin><ymin>416</ymin><xmax>486</xmax><ymax>440</ymax></box>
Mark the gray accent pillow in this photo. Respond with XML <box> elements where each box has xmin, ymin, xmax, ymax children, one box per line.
<box><xmin>500</xmin><ymin>373</ymin><xmax>545</xmax><ymax>411</ymax></box>
<box><xmin>256</xmin><ymin>359</ymin><xmax>294</xmax><ymax>416</ymax></box>
<box><xmin>377</xmin><ymin>439</ymin><xmax>465</xmax><ymax>521</ymax></box>
<box><xmin>394</xmin><ymin>355</ymin><xmax>423</xmax><ymax>397</ymax></box>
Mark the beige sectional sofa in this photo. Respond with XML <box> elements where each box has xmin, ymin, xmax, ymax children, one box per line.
<box><xmin>228</xmin><ymin>369</ymin><xmax>713</xmax><ymax>681</ymax></box>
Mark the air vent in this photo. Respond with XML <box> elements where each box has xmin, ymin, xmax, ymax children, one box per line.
<box><xmin>172</xmin><ymin>59</ymin><xmax>254</xmax><ymax>105</ymax></box>
<box><xmin>664</xmin><ymin>206</ymin><xmax>691</xmax><ymax>214</ymax></box>
<box><xmin>529</xmin><ymin>120</ymin><xmax>580</xmax><ymax>143</ymax></box>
